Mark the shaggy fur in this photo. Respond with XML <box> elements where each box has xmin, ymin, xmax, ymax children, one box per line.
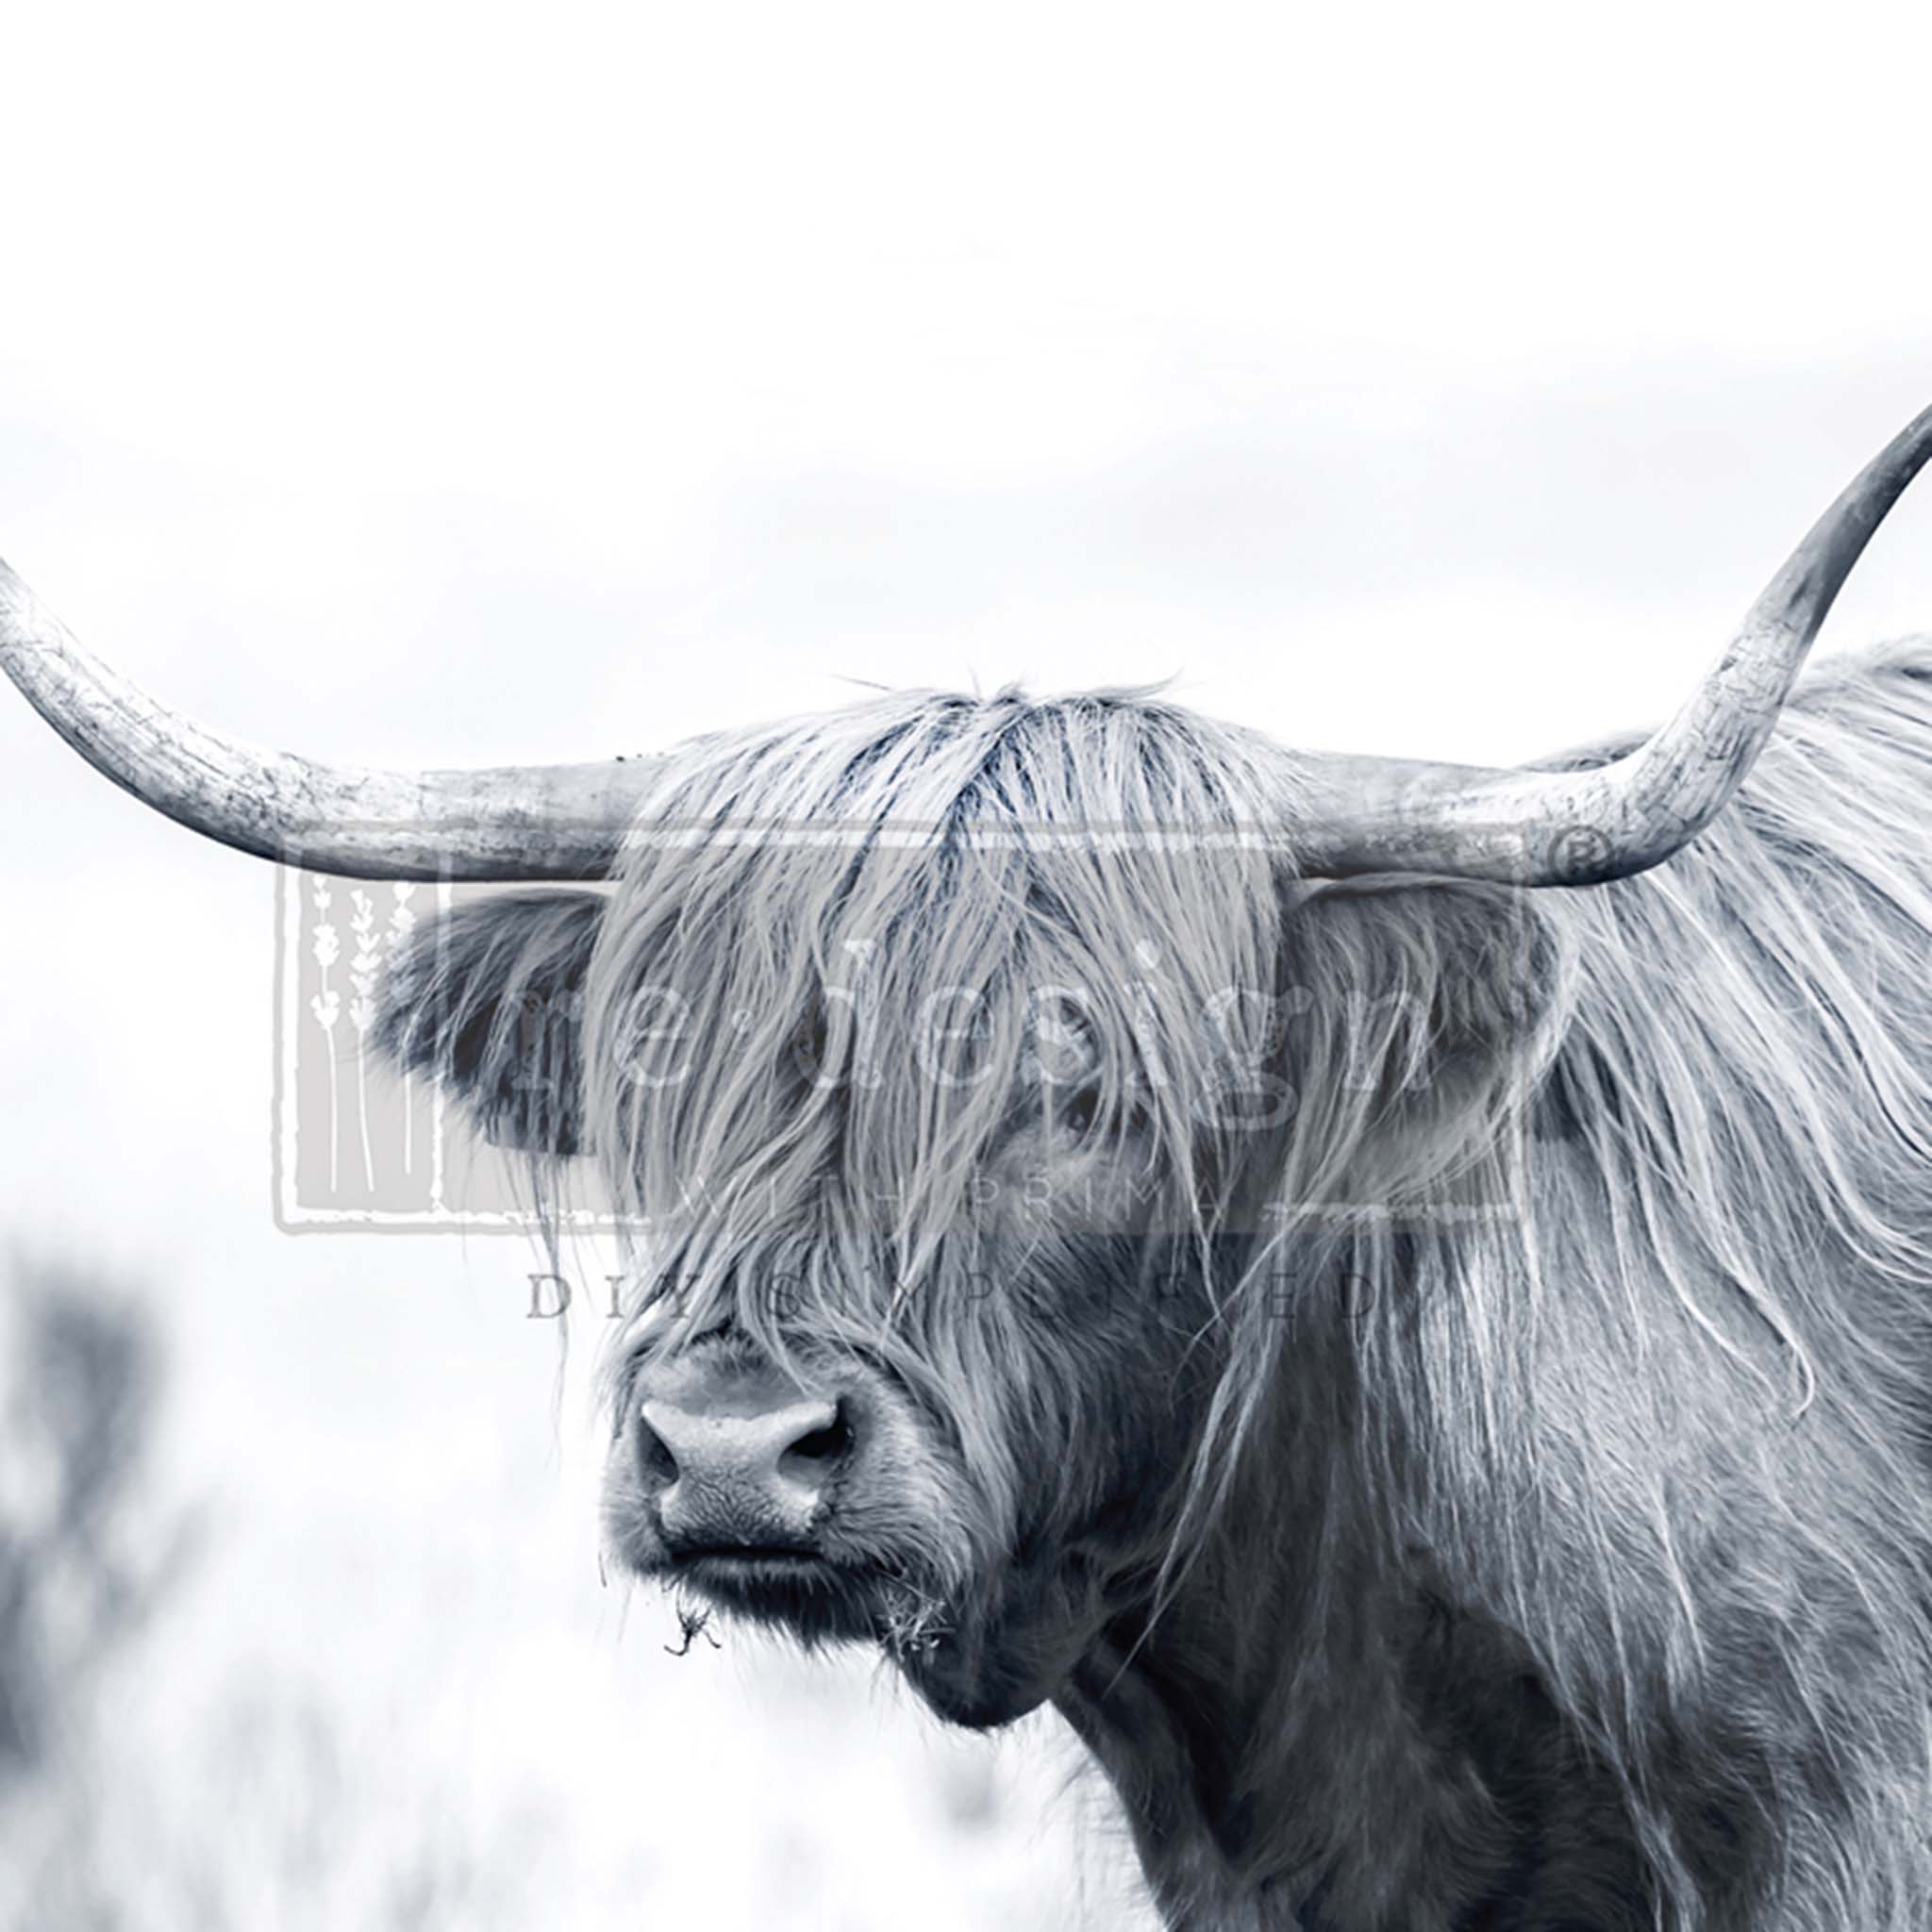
<box><xmin>382</xmin><ymin>644</ymin><xmax>1932</xmax><ymax>1930</ymax></box>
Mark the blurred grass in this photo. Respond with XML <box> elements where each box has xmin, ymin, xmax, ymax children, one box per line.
<box><xmin>0</xmin><ymin>1258</ymin><xmax>194</xmax><ymax>1780</ymax></box>
<box><xmin>0</xmin><ymin>1255</ymin><xmax>1155</xmax><ymax>1931</ymax></box>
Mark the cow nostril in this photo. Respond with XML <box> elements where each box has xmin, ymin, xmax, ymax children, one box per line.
<box><xmin>637</xmin><ymin>1415</ymin><xmax>679</xmax><ymax>1483</ymax></box>
<box><xmin>784</xmin><ymin>1407</ymin><xmax>851</xmax><ymax>1471</ymax></box>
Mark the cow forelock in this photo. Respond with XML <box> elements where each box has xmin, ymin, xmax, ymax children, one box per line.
<box><xmin>582</xmin><ymin>686</ymin><xmax>1293</xmax><ymax>1238</ymax></box>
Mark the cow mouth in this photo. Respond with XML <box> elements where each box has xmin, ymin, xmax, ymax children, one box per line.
<box><xmin>666</xmin><ymin>1545</ymin><xmax>886</xmax><ymax>1642</ymax></box>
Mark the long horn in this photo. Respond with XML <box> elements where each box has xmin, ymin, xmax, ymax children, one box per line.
<box><xmin>8</xmin><ymin>408</ymin><xmax>1927</xmax><ymax>887</ymax></box>
<box><xmin>1288</xmin><ymin>403</ymin><xmax>1932</xmax><ymax>885</ymax></box>
<box><xmin>0</xmin><ymin>564</ymin><xmax>664</xmax><ymax>880</ymax></box>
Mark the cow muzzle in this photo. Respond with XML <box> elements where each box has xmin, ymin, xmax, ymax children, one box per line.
<box><xmin>608</xmin><ymin>1331</ymin><xmax>973</xmax><ymax>1649</ymax></box>
<box><xmin>633</xmin><ymin>1354</ymin><xmax>852</xmax><ymax>1554</ymax></box>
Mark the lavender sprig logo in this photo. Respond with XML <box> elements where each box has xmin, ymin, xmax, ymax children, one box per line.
<box><xmin>308</xmin><ymin>879</ymin><xmax>341</xmax><ymax>1193</ymax></box>
<box><xmin>386</xmin><ymin>885</ymin><xmax>420</xmax><ymax>1176</ymax></box>
<box><xmin>280</xmin><ymin>871</ymin><xmax>473</xmax><ymax>1227</ymax></box>
<box><xmin>347</xmin><ymin>890</ymin><xmax>382</xmax><ymax>1192</ymax></box>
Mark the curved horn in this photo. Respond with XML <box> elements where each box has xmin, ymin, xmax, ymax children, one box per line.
<box><xmin>8</xmin><ymin>408</ymin><xmax>1928</xmax><ymax>888</ymax></box>
<box><xmin>0</xmin><ymin>563</ymin><xmax>664</xmax><ymax>880</ymax></box>
<box><xmin>1289</xmin><ymin>403</ymin><xmax>1932</xmax><ymax>885</ymax></box>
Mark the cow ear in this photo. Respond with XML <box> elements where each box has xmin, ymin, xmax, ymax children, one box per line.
<box><xmin>376</xmin><ymin>889</ymin><xmax>608</xmax><ymax>1156</ymax></box>
<box><xmin>1277</xmin><ymin>877</ymin><xmax>1563</xmax><ymax>1207</ymax></box>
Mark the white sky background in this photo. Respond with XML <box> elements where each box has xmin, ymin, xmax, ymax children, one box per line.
<box><xmin>3</xmin><ymin>2</ymin><xmax>1932</xmax><ymax>1923</ymax></box>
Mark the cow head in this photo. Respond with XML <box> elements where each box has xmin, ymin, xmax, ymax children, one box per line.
<box><xmin>366</xmin><ymin>706</ymin><xmax>1570</xmax><ymax>1727</ymax></box>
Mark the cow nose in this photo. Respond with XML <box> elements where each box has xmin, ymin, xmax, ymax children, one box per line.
<box><xmin>638</xmin><ymin>1392</ymin><xmax>848</xmax><ymax>1547</ymax></box>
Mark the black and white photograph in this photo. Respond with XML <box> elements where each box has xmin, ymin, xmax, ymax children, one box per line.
<box><xmin>4</xmin><ymin>6</ymin><xmax>1932</xmax><ymax>1927</ymax></box>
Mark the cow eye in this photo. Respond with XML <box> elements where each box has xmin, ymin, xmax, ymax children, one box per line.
<box><xmin>1059</xmin><ymin>1086</ymin><xmax>1103</xmax><ymax>1137</ymax></box>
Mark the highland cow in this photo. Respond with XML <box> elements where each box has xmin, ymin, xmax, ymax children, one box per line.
<box><xmin>7</xmin><ymin>408</ymin><xmax>1932</xmax><ymax>1929</ymax></box>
